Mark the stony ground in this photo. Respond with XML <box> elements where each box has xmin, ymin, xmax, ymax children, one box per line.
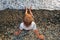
<box><xmin>0</xmin><ymin>9</ymin><xmax>60</xmax><ymax>40</ymax></box>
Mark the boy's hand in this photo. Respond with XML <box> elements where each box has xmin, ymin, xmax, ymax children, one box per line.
<box><xmin>14</xmin><ymin>31</ymin><xmax>19</xmax><ymax>36</ymax></box>
<box><xmin>38</xmin><ymin>34</ymin><xmax>44</xmax><ymax>40</ymax></box>
<box><xmin>33</xmin><ymin>29</ymin><xmax>44</xmax><ymax>40</ymax></box>
<box><xmin>14</xmin><ymin>30</ymin><xmax>22</xmax><ymax>36</ymax></box>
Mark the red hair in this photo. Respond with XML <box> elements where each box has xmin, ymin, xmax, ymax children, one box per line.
<box><xmin>23</xmin><ymin>13</ymin><xmax>34</xmax><ymax>26</ymax></box>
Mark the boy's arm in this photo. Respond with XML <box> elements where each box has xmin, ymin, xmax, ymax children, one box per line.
<box><xmin>14</xmin><ymin>29</ymin><xmax>22</xmax><ymax>36</ymax></box>
<box><xmin>29</xmin><ymin>6</ymin><xmax>34</xmax><ymax>17</ymax></box>
<box><xmin>18</xmin><ymin>29</ymin><xmax>22</xmax><ymax>34</ymax></box>
<box><xmin>33</xmin><ymin>29</ymin><xmax>44</xmax><ymax>40</ymax></box>
<box><xmin>25</xmin><ymin>7</ymin><xmax>28</xmax><ymax>15</ymax></box>
<box><xmin>33</xmin><ymin>29</ymin><xmax>40</xmax><ymax>37</ymax></box>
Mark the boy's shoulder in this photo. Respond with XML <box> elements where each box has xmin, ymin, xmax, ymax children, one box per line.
<box><xmin>32</xmin><ymin>21</ymin><xmax>36</xmax><ymax>23</ymax></box>
<box><xmin>32</xmin><ymin>21</ymin><xmax>36</xmax><ymax>25</ymax></box>
<box><xmin>20</xmin><ymin>22</ymin><xmax>24</xmax><ymax>25</ymax></box>
<box><xmin>20</xmin><ymin>21</ymin><xmax>36</xmax><ymax>25</ymax></box>
<box><xmin>32</xmin><ymin>21</ymin><xmax>35</xmax><ymax>23</ymax></box>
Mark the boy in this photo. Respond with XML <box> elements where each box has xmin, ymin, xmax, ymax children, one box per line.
<box><xmin>14</xmin><ymin>7</ymin><xmax>44</xmax><ymax>40</ymax></box>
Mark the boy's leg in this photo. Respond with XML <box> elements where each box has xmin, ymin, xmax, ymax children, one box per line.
<box><xmin>25</xmin><ymin>7</ymin><xmax>28</xmax><ymax>15</ymax></box>
<box><xmin>13</xmin><ymin>30</ymin><xmax>29</xmax><ymax>40</ymax></box>
<box><xmin>12</xmin><ymin>35</ymin><xmax>23</xmax><ymax>40</ymax></box>
<box><xmin>29</xmin><ymin>7</ymin><xmax>34</xmax><ymax>17</ymax></box>
<box><xmin>20</xmin><ymin>30</ymin><xmax>29</xmax><ymax>37</ymax></box>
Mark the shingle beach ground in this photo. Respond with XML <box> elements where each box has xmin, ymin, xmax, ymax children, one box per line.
<box><xmin>0</xmin><ymin>9</ymin><xmax>60</xmax><ymax>40</ymax></box>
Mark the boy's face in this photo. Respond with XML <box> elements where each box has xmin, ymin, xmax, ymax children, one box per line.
<box><xmin>23</xmin><ymin>13</ymin><xmax>33</xmax><ymax>26</ymax></box>
<box><xmin>24</xmin><ymin>13</ymin><xmax>33</xmax><ymax>22</ymax></box>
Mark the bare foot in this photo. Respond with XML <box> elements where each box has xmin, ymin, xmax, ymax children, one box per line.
<box><xmin>29</xmin><ymin>6</ymin><xmax>34</xmax><ymax>17</ymax></box>
<box><xmin>29</xmin><ymin>6</ymin><xmax>32</xmax><ymax>11</ymax></box>
<box><xmin>25</xmin><ymin>7</ymin><xmax>28</xmax><ymax>14</ymax></box>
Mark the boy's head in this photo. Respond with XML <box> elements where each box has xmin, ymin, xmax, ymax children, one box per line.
<box><xmin>23</xmin><ymin>12</ymin><xmax>34</xmax><ymax>26</ymax></box>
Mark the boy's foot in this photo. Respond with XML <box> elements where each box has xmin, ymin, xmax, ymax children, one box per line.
<box><xmin>29</xmin><ymin>6</ymin><xmax>32</xmax><ymax>11</ymax></box>
<box><xmin>25</xmin><ymin>7</ymin><xmax>28</xmax><ymax>14</ymax></box>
